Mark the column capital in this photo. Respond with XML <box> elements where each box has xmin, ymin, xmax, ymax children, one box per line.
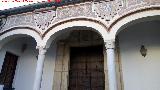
<box><xmin>36</xmin><ymin>46</ymin><xmax>47</xmax><ymax>55</ymax></box>
<box><xmin>104</xmin><ymin>39</ymin><xmax>115</xmax><ymax>49</ymax></box>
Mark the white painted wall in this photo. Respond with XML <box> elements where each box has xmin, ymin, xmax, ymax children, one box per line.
<box><xmin>13</xmin><ymin>38</ymin><xmax>37</xmax><ymax>90</ymax></box>
<box><xmin>118</xmin><ymin>21</ymin><xmax>160</xmax><ymax>90</ymax></box>
<box><xmin>0</xmin><ymin>37</ymin><xmax>57</xmax><ymax>90</ymax></box>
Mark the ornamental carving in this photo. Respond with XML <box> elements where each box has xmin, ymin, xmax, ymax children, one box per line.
<box><xmin>93</xmin><ymin>0</ymin><xmax>160</xmax><ymax>22</ymax></box>
<box><xmin>1</xmin><ymin>14</ymin><xmax>36</xmax><ymax>32</ymax></box>
<box><xmin>34</xmin><ymin>10</ymin><xmax>56</xmax><ymax>31</ymax></box>
<box><xmin>52</xmin><ymin>2</ymin><xmax>97</xmax><ymax>24</ymax></box>
<box><xmin>0</xmin><ymin>18</ymin><xmax>6</xmax><ymax>30</ymax></box>
<box><xmin>117</xmin><ymin>0</ymin><xmax>160</xmax><ymax>15</ymax></box>
<box><xmin>93</xmin><ymin>0</ymin><xmax>124</xmax><ymax>21</ymax></box>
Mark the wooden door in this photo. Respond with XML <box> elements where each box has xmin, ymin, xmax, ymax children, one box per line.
<box><xmin>0</xmin><ymin>52</ymin><xmax>18</xmax><ymax>89</ymax></box>
<box><xmin>69</xmin><ymin>45</ymin><xmax>104</xmax><ymax>90</ymax></box>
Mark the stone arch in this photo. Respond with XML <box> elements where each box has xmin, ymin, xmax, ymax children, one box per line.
<box><xmin>108</xmin><ymin>7</ymin><xmax>160</xmax><ymax>40</ymax></box>
<box><xmin>0</xmin><ymin>27</ymin><xmax>43</xmax><ymax>47</ymax></box>
<box><xmin>42</xmin><ymin>18</ymin><xmax>108</xmax><ymax>48</ymax></box>
<box><xmin>43</xmin><ymin>18</ymin><xmax>108</xmax><ymax>90</ymax></box>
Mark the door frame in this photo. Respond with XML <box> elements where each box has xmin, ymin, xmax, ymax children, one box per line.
<box><xmin>52</xmin><ymin>42</ymin><xmax>109</xmax><ymax>90</ymax></box>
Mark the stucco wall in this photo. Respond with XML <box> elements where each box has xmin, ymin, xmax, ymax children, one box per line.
<box><xmin>119</xmin><ymin>21</ymin><xmax>160</xmax><ymax>90</ymax></box>
<box><xmin>0</xmin><ymin>37</ymin><xmax>56</xmax><ymax>90</ymax></box>
<box><xmin>13</xmin><ymin>38</ymin><xmax>37</xmax><ymax>90</ymax></box>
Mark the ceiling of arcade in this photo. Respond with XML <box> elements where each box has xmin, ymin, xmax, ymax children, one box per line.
<box><xmin>0</xmin><ymin>0</ymin><xmax>160</xmax><ymax>38</ymax></box>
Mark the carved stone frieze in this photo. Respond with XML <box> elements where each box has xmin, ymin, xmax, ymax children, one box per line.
<box><xmin>52</xmin><ymin>2</ymin><xmax>97</xmax><ymax>24</ymax></box>
<box><xmin>118</xmin><ymin>0</ymin><xmax>160</xmax><ymax>16</ymax></box>
<box><xmin>118</xmin><ymin>0</ymin><xmax>148</xmax><ymax>15</ymax></box>
<box><xmin>93</xmin><ymin>0</ymin><xmax>160</xmax><ymax>22</ymax></box>
<box><xmin>1</xmin><ymin>14</ymin><xmax>36</xmax><ymax>32</ymax></box>
<box><xmin>93</xmin><ymin>0</ymin><xmax>124</xmax><ymax>21</ymax></box>
<box><xmin>0</xmin><ymin>18</ymin><xmax>6</xmax><ymax>30</ymax></box>
<box><xmin>34</xmin><ymin>10</ymin><xmax>56</xmax><ymax>31</ymax></box>
<box><xmin>1</xmin><ymin>10</ymin><xmax>56</xmax><ymax>33</ymax></box>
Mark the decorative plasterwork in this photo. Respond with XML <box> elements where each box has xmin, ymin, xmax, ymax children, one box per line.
<box><xmin>93</xmin><ymin>0</ymin><xmax>160</xmax><ymax>22</ymax></box>
<box><xmin>93</xmin><ymin>0</ymin><xmax>124</xmax><ymax>21</ymax></box>
<box><xmin>0</xmin><ymin>18</ymin><xmax>6</xmax><ymax>30</ymax></box>
<box><xmin>1</xmin><ymin>14</ymin><xmax>36</xmax><ymax>32</ymax></box>
<box><xmin>117</xmin><ymin>0</ymin><xmax>160</xmax><ymax>16</ymax></box>
<box><xmin>52</xmin><ymin>2</ymin><xmax>97</xmax><ymax>24</ymax></box>
<box><xmin>118</xmin><ymin>0</ymin><xmax>149</xmax><ymax>15</ymax></box>
<box><xmin>34</xmin><ymin>10</ymin><xmax>56</xmax><ymax>31</ymax></box>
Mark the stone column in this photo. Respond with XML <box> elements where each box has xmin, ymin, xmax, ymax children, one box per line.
<box><xmin>33</xmin><ymin>46</ymin><xmax>47</xmax><ymax>90</ymax></box>
<box><xmin>105</xmin><ymin>40</ymin><xmax>118</xmax><ymax>90</ymax></box>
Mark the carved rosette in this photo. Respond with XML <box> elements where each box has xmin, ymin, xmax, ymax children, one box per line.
<box><xmin>34</xmin><ymin>10</ymin><xmax>56</xmax><ymax>31</ymax></box>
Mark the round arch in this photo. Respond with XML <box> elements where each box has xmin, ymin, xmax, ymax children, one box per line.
<box><xmin>108</xmin><ymin>7</ymin><xmax>160</xmax><ymax>40</ymax></box>
<box><xmin>42</xmin><ymin>18</ymin><xmax>108</xmax><ymax>48</ymax></box>
<box><xmin>0</xmin><ymin>27</ymin><xmax>43</xmax><ymax>48</ymax></box>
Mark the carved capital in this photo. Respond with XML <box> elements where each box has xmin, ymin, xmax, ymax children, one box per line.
<box><xmin>104</xmin><ymin>40</ymin><xmax>115</xmax><ymax>49</ymax></box>
<box><xmin>36</xmin><ymin>46</ymin><xmax>47</xmax><ymax>55</ymax></box>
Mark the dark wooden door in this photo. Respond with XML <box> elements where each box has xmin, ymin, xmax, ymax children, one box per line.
<box><xmin>0</xmin><ymin>52</ymin><xmax>18</xmax><ymax>89</ymax></box>
<box><xmin>69</xmin><ymin>46</ymin><xmax>104</xmax><ymax>90</ymax></box>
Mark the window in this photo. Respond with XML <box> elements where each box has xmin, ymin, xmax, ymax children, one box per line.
<box><xmin>0</xmin><ymin>52</ymin><xmax>19</xmax><ymax>89</ymax></box>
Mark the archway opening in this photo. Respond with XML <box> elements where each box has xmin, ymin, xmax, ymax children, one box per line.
<box><xmin>116</xmin><ymin>16</ymin><xmax>160</xmax><ymax>90</ymax></box>
<box><xmin>0</xmin><ymin>35</ymin><xmax>37</xmax><ymax>90</ymax></box>
<box><xmin>47</xmin><ymin>26</ymin><xmax>107</xmax><ymax>90</ymax></box>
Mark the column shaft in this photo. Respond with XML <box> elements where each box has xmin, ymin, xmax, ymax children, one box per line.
<box><xmin>33</xmin><ymin>47</ymin><xmax>47</xmax><ymax>90</ymax></box>
<box><xmin>105</xmin><ymin>40</ymin><xmax>118</xmax><ymax>90</ymax></box>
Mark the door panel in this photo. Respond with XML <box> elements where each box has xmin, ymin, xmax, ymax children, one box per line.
<box><xmin>69</xmin><ymin>45</ymin><xmax>104</xmax><ymax>90</ymax></box>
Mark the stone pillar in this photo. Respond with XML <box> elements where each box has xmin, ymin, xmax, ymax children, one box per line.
<box><xmin>33</xmin><ymin>46</ymin><xmax>47</xmax><ymax>90</ymax></box>
<box><xmin>105</xmin><ymin>40</ymin><xmax>118</xmax><ymax>90</ymax></box>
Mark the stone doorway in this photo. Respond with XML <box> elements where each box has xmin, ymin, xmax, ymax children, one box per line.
<box><xmin>69</xmin><ymin>46</ymin><xmax>104</xmax><ymax>90</ymax></box>
<box><xmin>52</xmin><ymin>30</ymin><xmax>108</xmax><ymax>90</ymax></box>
